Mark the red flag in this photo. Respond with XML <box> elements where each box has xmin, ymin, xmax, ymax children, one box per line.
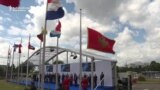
<box><xmin>8</xmin><ymin>46</ymin><xmax>11</xmax><ymax>59</ymax></box>
<box><xmin>50</xmin><ymin>21</ymin><xmax>61</xmax><ymax>38</ymax></box>
<box><xmin>28</xmin><ymin>42</ymin><xmax>35</xmax><ymax>50</ymax></box>
<box><xmin>0</xmin><ymin>0</ymin><xmax>20</xmax><ymax>7</ymax></box>
<box><xmin>18</xmin><ymin>44</ymin><xmax>22</xmax><ymax>53</ymax></box>
<box><xmin>55</xmin><ymin>21</ymin><xmax>61</xmax><ymax>32</ymax></box>
<box><xmin>37</xmin><ymin>32</ymin><xmax>43</xmax><ymax>42</ymax></box>
<box><xmin>87</xmin><ymin>28</ymin><xmax>115</xmax><ymax>54</ymax></box>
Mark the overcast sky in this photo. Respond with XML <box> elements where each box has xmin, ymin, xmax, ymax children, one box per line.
<box><xmin>0</xmin><ymin>0</ymin><xmax>160</xmax><ymax>66</ymax></box>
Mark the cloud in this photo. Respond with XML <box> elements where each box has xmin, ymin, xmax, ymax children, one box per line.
<box><xmin>1</xmin><ymin>0</ymin><xmax>160</xmax><ymax>67</ymax></box>
<box><xmin>21</xmin><ymin>0</ymin><xmax>160</xmax><ymax>66</ymax></box>
<box><xmin>0</xmin><ymin>25</ymin><xmax>4</xmax><ymax>31</ymax></box>
<box><xmin>0</xmin><ymin>17</ymin><xmax>2</xmax><ymax>22</ymax></box>
<box><xmin>7</xmin><ymin>26</ymin><xmax>24</xmax><ymax>36</ymax></box>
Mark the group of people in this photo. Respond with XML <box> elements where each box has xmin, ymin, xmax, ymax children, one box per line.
<box><xmin>32</xmin><ymin>72</ymin><xmax>104</xmax><ymax>90</ymax></box>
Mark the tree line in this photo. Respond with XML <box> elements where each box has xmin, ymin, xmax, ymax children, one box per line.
<box><xmin>118</xmin><ymin>61</ymin><xmax>160</xmax><ymax>73</ymax></box>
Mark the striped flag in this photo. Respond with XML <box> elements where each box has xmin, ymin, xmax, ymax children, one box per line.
<box><xmin>50</xmin><ymin>21</ymin><xmax>61</xmax><ymax>38</ymax></box>
<box><xmin>46</xmin><ymin>0</ymin><xmax>64</xmax><ymax>20</ymax></box>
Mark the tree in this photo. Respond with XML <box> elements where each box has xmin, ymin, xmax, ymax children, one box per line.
<box><xmin>149</xmin><ymin>61</ymin><xmax>160</xmax><ymax>71</ymax></box>
<box><xmin>0</xmin><ymin>65</ymin><xmax>6</xmax><ymax>79</ymax></box>
<box><xmin>53</xmin><ymin>60</ymin><xmax>64</xmax><ymax>64</ymax></box>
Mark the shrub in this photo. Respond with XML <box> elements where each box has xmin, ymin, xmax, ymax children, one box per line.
<box><xmin>138</xmin><ymin>75</ymin><xmax>146</xmax><ymax>81</ymax></box>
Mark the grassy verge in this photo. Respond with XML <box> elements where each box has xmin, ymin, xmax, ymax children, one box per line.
<box><xmin>0</xmin><ymin>80</ymin><xmax>25</xmax><ymax>90</ymax></box>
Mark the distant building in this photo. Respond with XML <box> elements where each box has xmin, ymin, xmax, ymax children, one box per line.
<box><xmin>142</xmin><ymin>71</ymin><xmax>160</xmax><ymax>79</ymax></box>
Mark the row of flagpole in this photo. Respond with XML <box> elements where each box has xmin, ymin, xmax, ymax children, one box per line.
<box><xmin>5</xmin><ymin>1</ymin><xmax>116</xmax><ymax>90</ymax></box>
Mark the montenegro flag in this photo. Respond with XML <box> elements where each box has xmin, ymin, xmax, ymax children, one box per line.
<box><xmin>0</xmin><ymin>0</ymin><xmax>20</xmax><ymax>7</ymax></box>
<box><xmin>87</xmin><ymin>28</ymin><xmax>115</xmax><ymax>54</ymax></box>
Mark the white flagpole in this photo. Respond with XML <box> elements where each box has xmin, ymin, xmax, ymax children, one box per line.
<box><xmin>17</xmin><ymin>38</ymin><xmax>22</xmax><ymax>84</ymax></box>
<box><xmin>11</xmin><ymin>45</ymin><xmax>15</xmax><ymax>80</ymax></box>
<box><xmin>79</xmin><ymin>8</ymin><xmax>82</xmax><ymax>90</ymax></box>
<box><xmin>41</xmin><ymin>1</ymin><xmax>48</xmax><ymax>90</ymax></box>
<box><xmin>38</xmin><ymin>41</ymin><xmax>42</xmax><ymax>90</ymax></box>
<box><xmin>20</xmin><ymin>59</ymin><xmax>23</xmax><ymax>78</ymax></box>
<box><xmin>55</xmin><ymin>37</ymin><xmax>59</xmax><ymax>90</ymax></box>
<box><xmin>66</xmin><ymin>51</ymin><xmax>68</xmax><ymax>64</ymax></box>
<box><xmin>6</xmin><ymin>45</ymin><xmax>10</xmax><ymax>81</ymax></box>
<box><xmin>8</xmin><ymin>47</ymin><xmax>12</xmax><ymax>80</ymax></box>
<box><xmin>17</xmin><ymin>48</ymin><xmax>21</xmax><ymax>84</ymax></box>
<box><xmin>26</xmin><ymin>34</ymin><xmax>30</xmax><ymax>88</ymax></box>
<box><xmin>91</xmin><ymin>57</ymin><xmax>94</xmax><ymax>90</ymax></box>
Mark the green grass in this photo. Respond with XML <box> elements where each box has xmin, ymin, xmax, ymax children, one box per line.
<box><xmin>0</xmin><ymin>80</ymin><xmax>25</xmax><ymax>90</ymax></box>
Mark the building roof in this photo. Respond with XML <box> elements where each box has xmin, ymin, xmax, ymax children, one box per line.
<box><xmin>26</xmin><ymin>46</ymin><xmax>116</xmax><ymax>66</ymax></box>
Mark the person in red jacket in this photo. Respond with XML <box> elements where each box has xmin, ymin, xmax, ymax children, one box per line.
<box><xmin>62</xmin><ymin>75</ymin><xmax>70</xmax><ymax>90</ymax></box>
<box><xmin>81</xmin><ymin>74</ymin><xmax>88</xmax><ymax>90</ymax></box>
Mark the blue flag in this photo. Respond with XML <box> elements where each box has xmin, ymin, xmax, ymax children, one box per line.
<box><xmin>13</xmin><ymin>44</ymin><xmax>19</xmax><ymax>52</ymax></box>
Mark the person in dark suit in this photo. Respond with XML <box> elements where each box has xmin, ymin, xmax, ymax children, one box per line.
<box><xmin>88</xmin><ymin>74</ymin><xmax>91</xmax><ymax>86</ymax></box>
<box><xmin>100</xmin><ymin>72</ymin><xmax>104</xmax><ymax>86</ymax></box>
<box><xmin>93</xmin><ymin>74</ymin><xmax>97</xmax><ymax>88</ymax></box>
<box><xmin>74</xmin><ymin>73</ymin><xmax>78</xmax><ymax>86</ymax></box>
<box><xmin>30</xmin><ymin>82</ymin><xmax>37</xmax><ymax>90</ymax></box>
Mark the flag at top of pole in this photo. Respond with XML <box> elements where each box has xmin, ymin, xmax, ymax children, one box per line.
<box><xmin>37</xmin><ymin>32</ymin><xmax>43</xmax><ymax>42</ymax></box>
<box><xmin>8</xmin><ymin>46</ymin><xmax>11</xmax><ymax>59</ymax></box>
<box><xmin>18</xmin><ymin>44</ymin><xmax>22</xmax><ymax>53</ymax></box>
<box><xmin>28</xmin><ymin>38</ymin><xmax>35</xmax><ymax>50</ymax></box>
<box><xmin>87</xmin><ymin>27</ymin><xmax>115</xmax><ymax>54</ymax></box>
<box><xmin>46</xmin><ymin>0</ymin><xmax>65</xmax><ymax>20</ymax></box>
<box><xmin>18</xmin><ymin>38</ymin><xmax>22</xmax><ymax>53</ymax></box>
<box><xmin>50</xmin><ymin>21</ymin><xmax>61</xmax><ymax>38</ymax></box>
<box><xmin>13</xmin><ymin>44</ymin><xmax>19</xmax><ymax>52</ymax></box>
<box><xmin>0</xmin><ymin>0</ymin><xmax>20</xmax><ymax>7</ymax></box>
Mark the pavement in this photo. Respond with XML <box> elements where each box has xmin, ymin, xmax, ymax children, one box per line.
<box><xmin>132</xmin><ymin>83</ymin><xmax>160</xmax><ymax>90</ymax></box>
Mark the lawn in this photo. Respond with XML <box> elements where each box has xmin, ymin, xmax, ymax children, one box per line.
<box><xmin>0</xmin><ymin>80</ymin><xmax>25</xmax><ymax>90</ymax></box>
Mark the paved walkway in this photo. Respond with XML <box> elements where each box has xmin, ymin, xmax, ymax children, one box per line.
<box><xmin>133</xmin><ymin>83</ymin><xmax>160</xmax><ymax>90</ymax></box>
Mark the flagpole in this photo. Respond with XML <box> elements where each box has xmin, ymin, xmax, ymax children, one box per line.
<box><xmin>11</xmin><ymin>46</ymin><xmax>15</xmax><ymax>80</ymax></box>
<box><xmin>26</xmin><ymin>34</ymin><xmax>30</xmax><ymax>88</ymax></box>
<box><xmin>6</xmin><ymin>45</ymin><xmax>10</xmax><ymax>81</ymax></box>
<box><xmin>17</xmin><ymin>50</ymin><xmax>21</xmax><ymax>84</ymax></box>
<box><xmin>55</xmin><ymin>37</ymin><xmax>59</xmax><ymax>90</ymax></box>
<box><xmin>17</xmin><ymin>38</ymin><xmax>22</xmax><ymax>84</ymax></box>
<box><xmin>8</xmin><ymin>47</ymin><xmax>12</xmax><ymax>80</ymax></box>
<box><xmin>5</xmin><ymin>58</ymin><xmax>9</xmax><ymax>80</ymax></box>
<box><xmin>79</xmin><ymin>8</ymin><xmax>82</xmax><ymax>90</ymax></box>
<box><xmin>20</xmin><ymin>59</ymin><xmax>23</xmax><ymax>78</ymax></box>
<box><xmin>41</xmin><ymin>0</ymin><xmax>48</xmax><ymax>90</ymax></box>
<box><xmin>38</xmin><ymin>41</ymin><xmax>42</xmax><ymax>90</ymax></box>
<box><xmin>91</xmin><ymin>57</ymin><xmax>94</xmax><ymax>90</ymax></box>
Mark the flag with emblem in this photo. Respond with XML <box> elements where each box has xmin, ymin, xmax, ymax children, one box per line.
<box><xmin>0</xmin><ymin>0</ymin><xmax>20</xmax><ymax>7</ymax></box>
<box><xmin>87</xmin><ymin>28</ymin><xmax>115</xmax><ymax>54</ymax></box>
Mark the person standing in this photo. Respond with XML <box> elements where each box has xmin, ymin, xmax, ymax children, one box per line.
<box><xmin>88</xmin><ymin>74</ymin><xmax>91</xmax><ymax>86</ymax></box>
<box><xmin>93</xmin><ymin>74</ymin><xmax>97</xmax><ymax>88</ymax></box>
<box><xmin>58</xmin><ymin>73</ymin><xmax>61</xmax><ymax>84</ymax></box>
<box><xmin>74</xmin><ymin>73</ymin><xmax>78</xmax><ymax>86</ymax></box>
<box><xmin>70</xmin><ymin>74</ymin><xmax>73</xmax><ymax>85</ymax></box>
<box><xmin>100</xmin><ymin>72</ymin><xmax>104</xmax><ymax>86</ymax></box>
<box><xmin>62</xmin><ymin>75</ymin><xmax>70</xmax><ymax>90</ymax></box>
<box><xmin>81</xmin><ymin>75</ymin><xmax>88</xmax><ymax>90</ymax></box>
